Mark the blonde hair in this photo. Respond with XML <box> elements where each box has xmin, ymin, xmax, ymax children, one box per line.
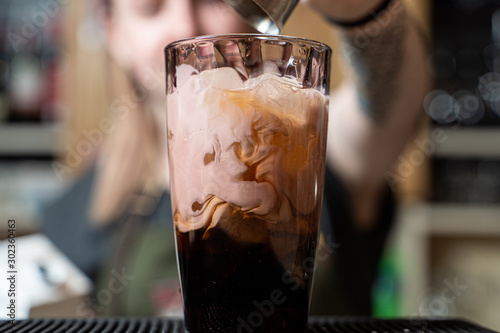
<box><xmin>61</xmin><ymin>0</ymin><xmax>163</xmax><ymax>224</ymax></box>
<box><xmin>60</xmin><ymin>0</ymin><xmax>430</xmax><ymax>225</ymax></box>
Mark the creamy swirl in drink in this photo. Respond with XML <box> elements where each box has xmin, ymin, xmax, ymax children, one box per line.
<box><xmin>167</xmin><ymin>65</ymin><xmax>328</xmax><ymax>333</ymax></box>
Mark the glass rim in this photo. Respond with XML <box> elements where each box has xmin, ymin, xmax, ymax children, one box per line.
<box><xmin>164</xmin><ymin>34</ymin><xmax>332</xmax><ymax>53</ymax></box>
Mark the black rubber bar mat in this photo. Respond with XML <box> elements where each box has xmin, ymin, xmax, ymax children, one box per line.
<box><xmin>0</xmin><ymin>316</ymin><xmax>497</xmax><ymax>332</ymax></box>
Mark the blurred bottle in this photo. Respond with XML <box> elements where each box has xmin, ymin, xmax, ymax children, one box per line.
<box><xmin>432</xmin><ymin>0</ymin><xmax>500</xmax><ymax>126</ymax></box>
<box><xmin>223</xmin><ymin>0</ymin><xmax>299</xmax><ymax>34</ymax></box>
<box><xmin>0</xmin><ymin>52</ymin><xmax>8</xmax><ymax>122</ymax></box>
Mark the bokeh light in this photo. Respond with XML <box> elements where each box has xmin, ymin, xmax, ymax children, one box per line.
<box><xmin>453</xmin><ymin>90</ymin><xmax>485</xmax><ymax>125</ymax></box>
<box><xmin>477</xmin><ymin>72</ymin><xmax>500</xmax><ymax>116</ymax></box>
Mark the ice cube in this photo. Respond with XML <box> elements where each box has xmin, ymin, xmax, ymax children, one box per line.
<box><xmin>250</xmin><ymin>73</ymin><xmax>318</xmax><ymax>126</ymax></box>
<box><xmin>199</xmin><ymin>67</ymin><xmax>244</xmax><ymax>90</ymax></box>
<box><xmin>175</xmin><ymin>64</ymin><xmax>199</xmax><ymax>90</ymax></box>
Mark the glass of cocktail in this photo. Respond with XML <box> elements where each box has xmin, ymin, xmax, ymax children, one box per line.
<box><xmin>165</xmin><ymin>34</ymin><xmax>331</xmax><ymax>333</ymax></box>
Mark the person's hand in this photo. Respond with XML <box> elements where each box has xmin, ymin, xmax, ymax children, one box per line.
<box><xmin>300</xmin><ymin>0</ymin><xmax>388</xmax><ymax>23</ymax></box>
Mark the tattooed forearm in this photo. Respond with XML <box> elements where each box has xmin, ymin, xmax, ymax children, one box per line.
<box><xmin>339</xmin><ymin>0</ymin><xmax>407</xmax><ymax>121</ymax></box>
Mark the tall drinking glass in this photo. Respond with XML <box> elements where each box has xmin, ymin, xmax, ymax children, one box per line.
<box><xmin>165</xmin><ymin>34</ymin><xmax>331</xmax><ymax>333</ymax></box>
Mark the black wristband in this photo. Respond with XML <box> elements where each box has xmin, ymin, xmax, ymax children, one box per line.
<box><xmin>326</xmin><ymin>0</ymin><xmax>394</xmax><ymax>28</ymax></box>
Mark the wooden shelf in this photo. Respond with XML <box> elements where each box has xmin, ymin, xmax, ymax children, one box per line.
<box><xmin>392</xmin><ymin>201</ymin><xmax>500</xmax><ymax>320</ymax></box>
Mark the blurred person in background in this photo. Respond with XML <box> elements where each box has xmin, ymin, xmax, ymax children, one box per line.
<box><xmin>43</xmin><ymin>0</ymin><xmax>429</xmax><ymax>317</ymax></box>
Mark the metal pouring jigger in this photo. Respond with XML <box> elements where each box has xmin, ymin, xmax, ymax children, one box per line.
<box><xmin>223</xmin><ymin>0</ymin><xmax>299</xmax><ymax>34</ymax></box>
